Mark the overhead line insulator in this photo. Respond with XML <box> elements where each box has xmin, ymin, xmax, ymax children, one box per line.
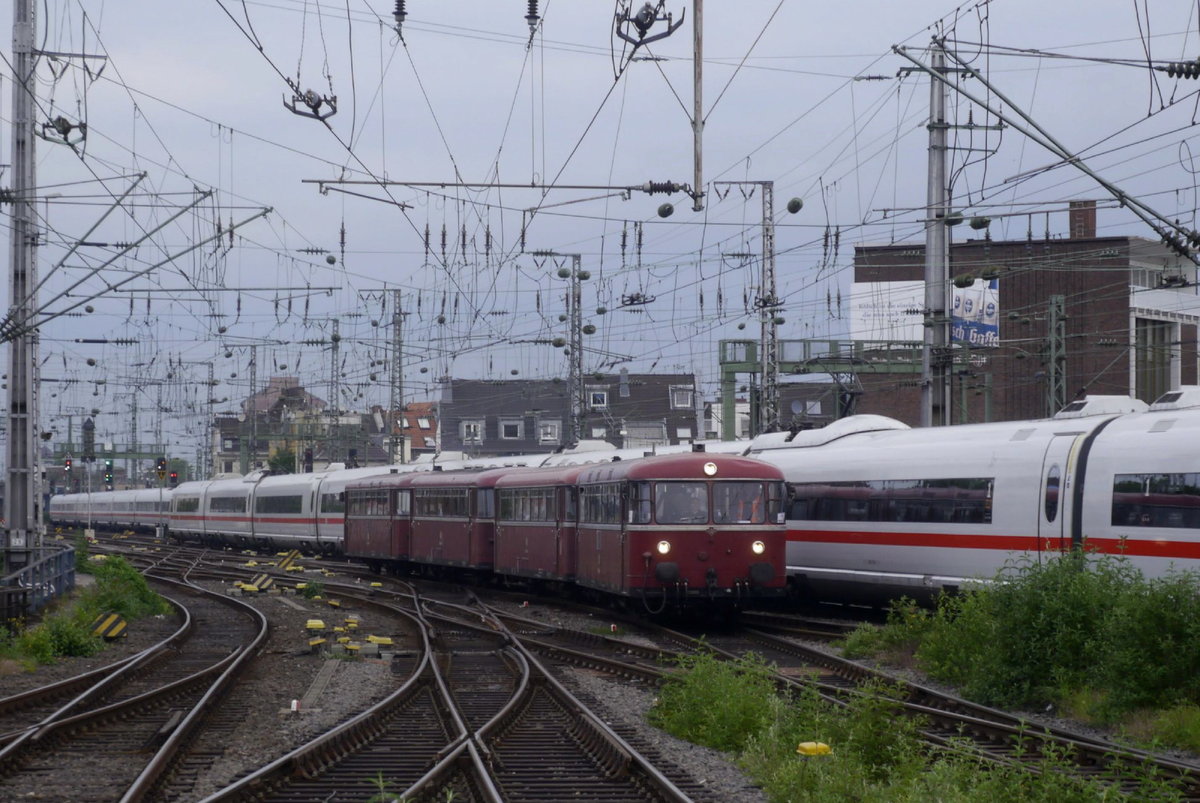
<box><xmin>1159</xmin><ymin>59</ymin><xmax>1200</xmax><ymax>79</ymax></box>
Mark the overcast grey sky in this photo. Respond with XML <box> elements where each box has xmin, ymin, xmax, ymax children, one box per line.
<box><xmin>4</xmin><ymin>0</ymin><xmax>1199</xmax><ymax>458</ymax></box>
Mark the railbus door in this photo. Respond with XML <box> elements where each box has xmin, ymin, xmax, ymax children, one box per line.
<box><xmin>1037</xmin><ymin>434</ymin><xmax>1082</xmax><ymax>558</ymax></box>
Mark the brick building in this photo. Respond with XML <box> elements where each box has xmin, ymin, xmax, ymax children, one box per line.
<box><xmin>846</xmin><ymin>215</ymin><xmax>1199</xmax><ymax>424</ymax></box>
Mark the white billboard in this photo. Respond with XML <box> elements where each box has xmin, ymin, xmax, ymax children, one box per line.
<box><xmin>848</xmin><ymin>280</ymin><xmax>923</xmax><ymax>341</ymax></box>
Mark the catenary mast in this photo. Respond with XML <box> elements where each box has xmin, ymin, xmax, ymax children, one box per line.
<box><xmin>5</xmin><ymin>0</ymin><xmax>40</xmax><ymax>569</ymax></box>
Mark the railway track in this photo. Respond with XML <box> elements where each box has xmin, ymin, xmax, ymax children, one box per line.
<box><xmin>0</xmin><ymin>566</ymin><xmax>269</xmax><ymax>801</ymax></box>
<box><xmin>0</xmin><ymin>600</ymin><xmax>186</xmax><ymax>750</ymax></box>
<box><xmin>196</xmin><ymin>585</ymin><xmax>694</xmax><ymax>802</ymax></box>
<box><xmin>74</xmin><ymin>535</ymin><xmax>1200</xmax><ymax>799</ymax></box>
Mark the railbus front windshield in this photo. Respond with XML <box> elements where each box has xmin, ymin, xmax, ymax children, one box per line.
<box><xmin>654</xmin><ymin>481</ymin><xmax>709</xmax><ymax>525</ymax></box>
<box><xmin>712</xmin><ymin>481</ymin><xmax>768</xmax><ymax>524</ymax></box>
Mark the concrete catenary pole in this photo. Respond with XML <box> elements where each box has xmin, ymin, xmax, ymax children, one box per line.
<box><xmin>4</xmin><ymin>0</ymin><xmax>39</xmax><ymax>570</ymax></box>
<box><xmin>922</xmin><ymin>44</ymin><xmax>951</xmax><ymax>427</ymax></box>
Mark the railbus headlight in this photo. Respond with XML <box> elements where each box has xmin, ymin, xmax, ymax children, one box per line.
<box><xmin>751</xmin><ymin>540</ymin><xmax>766</xmax><ymax>555</ymax></box>
<box><xmin>656</xmin><ymin>540</ymin><xmax>672</xmax><ymax>555</ymax></box>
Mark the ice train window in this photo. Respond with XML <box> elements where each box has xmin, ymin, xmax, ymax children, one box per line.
<box><xmin>1112</xmin><ymin>473</ymin><xmax>1200</xmax><ymax>529</ymax></box>
<box><xmin>209</xmin><ymin>496</ymin><xmax>247</xmax><ymax>513</ymax></box>
<box><xmin>256</xmin><ymin>495</ymin><xmax>303</xmax><ymax>514</ymax></box>
<box><xmin>1044</xmin><ymin>465</ymin><xmax>1061</xmax><ymax>523</ymax></box>
<box><xmin>320</xmin><ymin>493</ymin><xmax>345</xmax><ymax>514</ymax></box>
<box><xmin>787</xmin><ymin>478</ymin><xmax>993</xmax><ymax>524</ymax></box>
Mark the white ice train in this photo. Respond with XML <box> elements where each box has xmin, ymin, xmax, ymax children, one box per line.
<box><xmin>48</xmin><ymin>486</ymin><xmax>173</xmax><ymax>532</ymax></box>
<box><xmin>47</xmin><ymin>454</ymin><xmax>541</xmax><ymax>551</ymax></box>
<box><xmin>746</xmin><ymin>388</ymin><xmax>1200</xmax><ymax>601</ymax></box>
<box><xmin>48</xmin><ymin>391</ymin><xmax>1200</xmax><ymax>603</ymax></box>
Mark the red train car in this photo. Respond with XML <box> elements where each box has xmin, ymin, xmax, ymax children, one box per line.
<box><xmin>343</xmin><ymin>451</ymin><xmax>788</xmax><ymax>611</ymax></box>
<box><xmin>493</xmin><ymin>464</ymin><xmax>588</xmax><ymax>582</ymax></box>
<box><xmin>345</xmin><ymin>472</ymin><xmax>412</xmax><ymax>569</ymax></box>
<box><xmin>572</xmin><ymin>452</ymin><xmax>787</xmax><ymax>606</ymax></box>
<box><xmin>406</xmin><ymin>469</ymin><xmax>504</xmax><ymax>571</ymax></box>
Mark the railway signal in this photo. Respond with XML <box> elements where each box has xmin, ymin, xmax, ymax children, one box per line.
<box><xmin>64</xmin><ymin>457</ymin><xmax>72</xmax><ymax>472</ymax></box>
<box><xmin>169</xmin><ymin>471</ymin><xmax>178</xmax><ymax>486</ymax></box>
<box><xmin>156</xmin><ymin>456</ymin><xmax>167</xmax><ymax>481</ymax></box>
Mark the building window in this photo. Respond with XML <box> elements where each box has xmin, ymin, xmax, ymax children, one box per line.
<box><xmin>591</xmin><ymin>425</ymin><xmax>607</xmax><ymax>438</ymax></box>
<box><xmin>500</xmin><ymin>419</ymin><xmax>524</xmax><ymax>440</ymax></box>
<box><xmin>417</xmin><ymin>417</ymin><xmax>431</xmax><ymax>429</ymax></box>
<box><xmin>222</xmin><ymin>460</ymin><xmax>235</xmax><ymax>473</ymax></box>
<box><xmin>670</xmin><ymin>386</ymin><xmax>694</xmax><ymax>409</ymax></box>
<box><xmin>400</xmin><ymin>417</ymin><xmax>410</xmax><ymax>428</ymax></box>
<box><xmin>676</xmin><ymin>426</ymin><xmax>693</xmax><ymax>439</ymax></box>
<box><xmin>222</xmin><ymin>439</ymin><xmax>234</xmax><ymax>451</ymax></box>
<box><xmin>461</xmin><ymin>420</ymin><xmax>484</xmax><ymax>444</ymax></box>
<box><xmin>588</xmin><ymin>389</ymin><xmax>608</xmax><ymax>409</ymax></box>
<box><xmin>539</xmin><ymin>421</ymin><xmax>561</xmax><ymax>444</ymax></box>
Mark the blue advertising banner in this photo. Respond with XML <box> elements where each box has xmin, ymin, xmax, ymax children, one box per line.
<box><xmin>951</xmin><ymin>278</ymin><xmax>999</xmax><ymax>348</ymax></box>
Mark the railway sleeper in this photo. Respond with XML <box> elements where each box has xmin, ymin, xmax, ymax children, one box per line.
<box><xmin>142</xmin><ymin>708</ymin><xmax>185</xmax><ymax>750</ymax></box>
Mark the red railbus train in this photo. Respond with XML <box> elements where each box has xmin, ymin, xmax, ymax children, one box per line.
<box><xmin>345</xmin><ymin>451</ymin><xmax>788</xmax><ymax>610</ymax></box>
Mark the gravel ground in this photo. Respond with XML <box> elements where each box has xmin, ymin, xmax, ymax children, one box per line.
<box><xmin>565</xmin><ymin>669</ymin><xmax>768</xmax><ymax>802</ymax></box>
<box><xmin>180</xmin><ymin>581</ymin><xmax>409</xmax><ymax>800</ymax></box>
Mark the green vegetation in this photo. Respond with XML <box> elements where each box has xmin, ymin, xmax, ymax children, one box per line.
<box><xmin>844</xmin><ymin>554</ymin><xmax>1200</xmax><ymax>752</ymax></box>
<box><xmin>74</xmin><ymin>533</ymin><xmax>92</xmax><ymax>574</ymax></box>
<box><xmin>299</xmin><ymin>580</ymin><xmax>325</xmax><ymax>599</ymax></box>
<box><xmin>0</xmin><ymin>555</ymin><xmax>170</xmax><ymax>668</ymax></box>
<box><xmin>268</xmin><ymin>447</ymin><xmax>296</xmax><ymax>475</ymax></box>
<box><xmin>650</xmin><ymin>650</ymin><xmax>1180</xmax><ymax>801</ymax></box>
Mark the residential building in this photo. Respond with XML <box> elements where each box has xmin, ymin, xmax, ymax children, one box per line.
<box><xmin>439</xmin><ymin>371</ymin><xmax>699</xmax><ymax>455</ymax></box>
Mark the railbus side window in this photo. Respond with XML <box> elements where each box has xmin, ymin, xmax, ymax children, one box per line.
<box><xmin>628</xmin><ymin>482</ymin><xmax>651</xmax><ymax>524</ymax></box>
<box><xmin>767</xmin><ymin>482</ymin><xmax>785</xmax><ymax>523</ymax></box>
<box><xmin>563</xmin><ymin>487</ymin><xmax>578</xmax><ymax>523</ymax></box>
<box><xmin>477</xmin><ymin>488</ymin><xmax>495</xmax><ymax>519</ymax></box>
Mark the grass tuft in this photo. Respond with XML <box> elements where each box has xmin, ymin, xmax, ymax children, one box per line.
<box><xmin>845</xmin><ymin>553</ymin><xmax>1200</xmax><ymax>752</ymax></box>
<box><xmin>0</xmin><ymin>555</ymin><xmax>169</xmax><ymax>667</ymax></box>
<box><xmin>650</xmin><ymin>649</ymin><xmax>1175</xmax><ymax>801</ymax></box>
